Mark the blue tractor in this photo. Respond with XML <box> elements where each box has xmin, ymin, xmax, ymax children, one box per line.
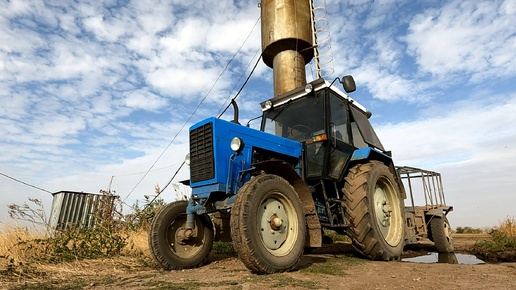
<box><xmin>148</xmin><ymin>0</ymin><xmax>411</xmax><ymax>274</ymax></box>
<box><xmin>148</xmin><ymin>77</ymin><xmax>407</xmax><ymax>273</ymax></box>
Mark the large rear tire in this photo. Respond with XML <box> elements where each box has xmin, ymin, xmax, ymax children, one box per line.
<box><xmin>148</xmin><ymin>200</ymin><xmax>213</xmax><ymax>270</ymax></box>
<box><xmin>430</xmin><ymin>216</ymin><xmax>454</xmax><ymax>252</ymax></box>
<box><xmin>343</xmin><ymin>161</ymin><xmax>405</xmax><ymax>260</ymax></box>
<box><xmin>230</xmin><ymin>174</ymin><xmax>306</xmax><ymax>274</ymax></box>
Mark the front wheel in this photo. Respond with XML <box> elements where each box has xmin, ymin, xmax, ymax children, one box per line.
<box><xmin>148</xmin><ymin>200</ymin><xmax>214</xmax><ymax>270</ymax></box>
<box><xmin>230</xmin><ymin>174</ymin><xmax>306</xmax><ymax>274</ymax></box>
<box><xmin>430</xmin><ymin>216</ymin><xmax>454</xmax><ymax>252</ymax></box>
<box><xmin>343</xmin><ymin>161</ymin><xmax>405</xmax><ymax>260</ymax></box>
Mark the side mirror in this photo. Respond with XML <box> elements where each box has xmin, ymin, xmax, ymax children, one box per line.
<box><xmin>341</xmin><ymin>75</ymin><xmax>356</xmax><ymax>93</ymax></box>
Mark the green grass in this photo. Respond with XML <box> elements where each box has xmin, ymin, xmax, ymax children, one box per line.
<box><xmin>142</xmin><ymin>279</ymin><xmax>241</xmax><ymax>290</ymax></box>
<box><xmin>323</xmin><ymin>229</ymin><xmax>351</xmax><ymax>243</ymax></box>
<box><xmin>243</xmin><ymin>274</ymin><xmax>320</xmax><ymax>289</ymax></box>
<box><xmin>301</xmin><ymin>256</ymin><xmax>365</xmax><ymax>276</ymax></box>
<box><xmin>269</xmin><ymin>274</ymin><xmax>320</xmax><ymax>289</ymax></box>
<box><xmin>211</xmin><ymin>241</ymin><xmax>236</xmax><ymax>256</ymax></box>
<box><xmin>8</xmin><ymin>280</ymin><xmax>87</xmax><ymax>290</ymax></box>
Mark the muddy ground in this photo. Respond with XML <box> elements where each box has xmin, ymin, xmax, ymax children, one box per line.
<box><xmin>2</xmin><ymin>234</ymin><xmax>515</xmax><ymax>290</ymax></box>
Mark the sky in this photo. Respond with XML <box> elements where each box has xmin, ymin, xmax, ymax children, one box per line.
<box><xmin>1</xmin><ymin>0</ymin><xmax>515</xmax><ymax>229</ymax></box>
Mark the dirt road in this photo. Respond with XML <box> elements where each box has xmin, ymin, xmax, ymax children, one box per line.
<box><xmin>3</xmin><ymin>235</ymin><xmax>516</xmax><ymax>290</ymax></box>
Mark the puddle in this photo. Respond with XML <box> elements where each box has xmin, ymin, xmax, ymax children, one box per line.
<box><xmin>402</xmin><ymin>252</ymin><xmax>485</xmax><ymax>265</ymax></box>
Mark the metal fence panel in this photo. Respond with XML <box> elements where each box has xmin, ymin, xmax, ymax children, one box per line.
<box><xmin>49</xmin><ymin>191</ymin><xmax>117</xmax><ymax>230</ymax></box>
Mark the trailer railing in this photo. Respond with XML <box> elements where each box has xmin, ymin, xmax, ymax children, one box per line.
<box><xmin>396</xmin><ymin>166</ymin><xmax>447</xmax><ymax>211</ymax></box>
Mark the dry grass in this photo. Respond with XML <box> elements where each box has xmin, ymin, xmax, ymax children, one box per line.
<box><xmin>0</xmin><ymin>226</ymin><xmax>47</xmax><ymax>267</ymax></box>
<box><xmin>0</xmin><ymin>224</ymin><xmax>153</xmax><ymax>273</ymax></box>
<box><xmin>123</xmin><ymin>228</ymin><xmax>150</xmax><ymax>255</ymax></box>
<box><xmin>498</xmin><ymin>216</ymin><xmax>516</xmax><ymax>237</ymax></box>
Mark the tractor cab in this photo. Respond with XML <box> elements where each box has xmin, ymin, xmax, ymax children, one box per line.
<box><xmin>260</xmin><ymin>77</ymin><xmax>387</xmax><ymax>181</ymax></box>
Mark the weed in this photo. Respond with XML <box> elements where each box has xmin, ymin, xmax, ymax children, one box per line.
<box><xmin>7</xmin><ymin>198</ymin><xmax>48</xmax><ymax>228</ymax></box>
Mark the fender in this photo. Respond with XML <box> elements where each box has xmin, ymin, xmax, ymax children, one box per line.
<box><xmin>351</xmin><ymin>147</ymin><xmax>407</xmax><ymax>200</ymax></box>
<box><xmin>426</xmin><ymin>206</ymin><xmax>454</xmax><ymax>218</ymax></box>
<box><xmin>245</xmin><ymin>160</ymin><xmax>322</xmax><ymax>247</ymax></box>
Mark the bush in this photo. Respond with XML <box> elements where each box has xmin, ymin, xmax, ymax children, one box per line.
<box><xmin>474</xmin><ymin>217</ymin><xmax>516</xmax><ymax>252</ymax></box>
<box><xmin>39</xmin><ymin>226</ymin><xmax>128</xmax><ymax>262</ymax></box>
<box><xmin>455</xmin><ymin>226</ymin><xmax>484</xmax><ymax>234</ymax></box>
<box><xmin>125</xmin><ymin>195</ymin><xmax>166</xmax><ymax>231</ymax></box>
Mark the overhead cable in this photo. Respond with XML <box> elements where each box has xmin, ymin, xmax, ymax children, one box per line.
<box><xmin>0</xmin><ymin>172</ymin><xmax>52</xmax><ymax>194</ymax></box>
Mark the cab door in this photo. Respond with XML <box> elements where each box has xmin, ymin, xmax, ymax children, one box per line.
<box><xmin>326</xmin><ymin>93</ymin><xmax>355</xmax><ymax>180</ymax></box>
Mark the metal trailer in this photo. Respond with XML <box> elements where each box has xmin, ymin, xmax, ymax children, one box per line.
<box><xmin>397</xmin><ymin>166</ymin><xmax>454</xmax><ymax>252</ymax></box>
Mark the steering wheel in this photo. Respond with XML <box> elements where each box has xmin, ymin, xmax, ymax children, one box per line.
<box><xmin>290</xmin><ymin>125</ymin><xmax>313</xmax><ymax>140</ymax></box>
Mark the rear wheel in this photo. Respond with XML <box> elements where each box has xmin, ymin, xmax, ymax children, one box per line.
<box><xmin>430</xmin><ymin>216</ymin><xmax>454</xmax><ymax>252</ymax></box>
<box><xmin>343</xmin><ymin>161</ymin><xmax>405</xmax><ymax>260</ymax></box>
<box><xmin>230</xmin><ymin>174</ymin><xmax>306</xmax><ymax>274</ymax></box>
<box><xmin>148</xmin><ymin>200</ymin><xmax>213</xmax><ymax>270</ymax></box>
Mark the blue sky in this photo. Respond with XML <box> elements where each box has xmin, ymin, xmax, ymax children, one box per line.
<box><xmin>1</xmin><ymin>0</ymin><xmax>515</xmax><ymax>228</ymax></box>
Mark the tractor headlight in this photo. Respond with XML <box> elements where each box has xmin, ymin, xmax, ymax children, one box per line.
<box><xmin>261</xmin><ymin>100</ymin><xmax>273</xmax><ymax>111</ymax></box>
<box><xmin>230</xmin><ymin>137</ymin><xmax>244</xmax><ymax>152</ymax></box>
<box><xmin>304</xmin><ymin>83</ymin><xmax>313</xmax><ymax>93</ymax></box>
<box><xmin>184</xmin><ymin>153</ymin><xmax>190</xmax><ymax>166</ymax></box>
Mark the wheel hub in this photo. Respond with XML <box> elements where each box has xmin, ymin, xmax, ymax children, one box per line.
<box><xmin>374</xmin><ymin>186</ymin><xmax>392</xmax><ymax>235</ymax></box>
<box><xmin>444</xmin><ymin>220</ymin><xmax>453</xmax><ymax>243</ymax></box>
<box><xmin>270</xmin><ymin>215</ymin><xmax>283</xmax><ymax>230</ymax></box>
<box><xmin>258</xmin><ymin>198</ymin><xmax>289</xmax><ymax>250</ymax></box>
<box><xmin>175</xmin><ymin>227</ymin><xmax>194</xmax><ymax>245</ymax></box>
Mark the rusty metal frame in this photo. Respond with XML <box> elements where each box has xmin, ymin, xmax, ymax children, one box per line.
<box><xmin>396</xmin><ymin>166</ymin><xmax>448</xmax><ymax>212</ymax></box>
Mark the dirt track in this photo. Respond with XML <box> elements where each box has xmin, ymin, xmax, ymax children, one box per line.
<box><xmin>3</xmin><ymin>234</ymin><xmax>516</xmax><ymax>290</ymax></box>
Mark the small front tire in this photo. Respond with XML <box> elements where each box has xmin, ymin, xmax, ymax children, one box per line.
<box><xmin>148</xmin><ymin>200</ymin><xmax>214</xmax><ymax>270</ymax></box>
<box><xmin>430</xmin><ymin>216</ymin><xmax>454</xmax><ymax>253</ymax></box>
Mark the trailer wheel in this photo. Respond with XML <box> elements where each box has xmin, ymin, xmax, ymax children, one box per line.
<box><xmin>343</xmin><ymin>161</ymin><xmax>405</xmax><ymax>260</ymax></box>
<box><xmin>148</xmin><ymin>200</ymin><xmax>213</xmax><ymax>270</ymax></box>
<box><xmin>230</xmin><ymin>174</ymin><xmax>306</xmax><ymax>274</ymax></box>
<box><xmin>430</xmin><ymin>216</ymin><xmax>454</xmax><ymax>252</ymax></box>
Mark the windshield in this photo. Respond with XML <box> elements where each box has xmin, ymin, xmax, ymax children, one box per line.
<box><xmin>263</xmin><ymin>96</ymin><xmax>324</xmax><ymax>142</ymax></box>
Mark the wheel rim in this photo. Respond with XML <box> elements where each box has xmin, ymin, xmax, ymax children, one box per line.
<box><xmin>166</xmin><ymin>215</ymin><xmax>206</xmax><ymax>259</ymax></box>
<box><xmin>443</xmin><ymin>219</ymin><xmax>453</xmax><ymax>244</ymax></box>
<box><xmin>257</xmin><ymin>192</ymin><xmax>299</xmax><ymax>256</ymax></box>
<box><xmin>373</xmin><ymin>177</ymin><xmax>403</xmax><ymax>246</ymax></box>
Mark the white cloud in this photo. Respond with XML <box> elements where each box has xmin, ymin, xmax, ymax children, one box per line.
<box><xmin>378</xmin><ymin>93</ymin><xmax>516</xmax><ymax>165</ymax></box>
<box><xmin>123</xmin><ymin>89</ymin><xmax>168</xmax><ymax>111</ymax></box>
<box><xmin>351</xmin><ymin>65</ymin><xmax>416</xmax><ymax>101</ymax></box>
<box><xmin>146</xmin><ymin>66</ymin><xmax>222</xmax><ymax>98</ymax></box>
<box><xmin>406</xmin><ymin>0</ymin><xmax>516</xmax><ymax>80</ymax></box>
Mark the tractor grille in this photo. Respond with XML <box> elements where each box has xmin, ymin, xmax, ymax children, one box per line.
<box><xmin>190</xmin><ymin>122</ymin><xmax>215</xmax><ymax>183</ymax></box>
